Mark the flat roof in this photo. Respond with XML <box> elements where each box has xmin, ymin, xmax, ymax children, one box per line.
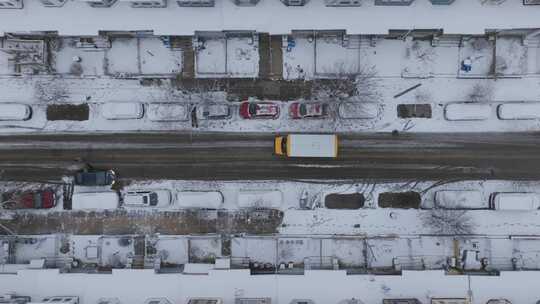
<box><xmin>288</xmin><ymin>134</ymin><xmax>337</xmax><ymax>158</ymax></box>
<box><xmin>1</xmin><ymin>269</ymin><xmax>540</xmax><ymax>304</ymax></box>
<box><xmin>1</xmin><ymin>0</ymin><xmax>540</xmax><ymax>36</ymax></box>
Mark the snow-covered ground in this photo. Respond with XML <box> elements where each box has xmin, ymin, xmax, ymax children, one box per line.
<box><xmin>3</xmin><ymin>179</ymin><xmax>540</xmax><ymax>213</ymax></box>
<box><xmin>4</xmin><ymin>76</ymin><xmax>540</xmax><ymax>133</ymax></box>
<box><xmin>111</xmin><ymin>179</ymin><xmax>540</xmax><ymax>212</ymax></box>
<box><xmin>4</xmin><ymin>179</ymin><xmax>540</xmax><ymax>239</ymax></box>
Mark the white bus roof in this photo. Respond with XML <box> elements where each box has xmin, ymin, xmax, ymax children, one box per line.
<box><xmin>287</xmin><ymin>134</ymin><xmax>337</xmax><ymax>158</ymax></box>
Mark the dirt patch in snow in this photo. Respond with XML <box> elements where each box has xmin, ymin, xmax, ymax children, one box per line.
<box><xmin>378</xmin><ymin>191</ymin><xmax>421</xmax><ymax>209</ymax></box>
<box><xmin>0</xmin><ymin>209</ymin><xmax>283</xmax><ymax>235</ymax></box>
<box><xmin>46</xmin><ymin>103</ymin><xmax>89</xmax><ymax>121</ymax></box>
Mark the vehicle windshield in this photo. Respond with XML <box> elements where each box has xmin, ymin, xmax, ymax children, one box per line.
<box><xmin>34</xmin><ymin>193</ymin><xmax>42</xmax><ymax>208</ymax></box>
<box><xmin>248</xmin><ymin>103</ymin><xmax>258</xmax><ymax>115</ymax></box>
<box><xmin>299</xmin><ymin>104</ymin><xmax>307</xmax><ymax>116</ymax></box>
<box><xmin>149</xmin><ymin>192</ymin><xmax>158</xmax><ymax>206</ymax></box>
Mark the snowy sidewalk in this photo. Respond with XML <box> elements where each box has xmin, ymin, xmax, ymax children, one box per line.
<box><xmin>2</xmin><ymin>76</ymin><xmax>540</xmax><ymax>133</ymax></box>
<box><xmin>279</xmin><ymin>208</ymin><xmax>540</xmax><ymax>237</ymax></box>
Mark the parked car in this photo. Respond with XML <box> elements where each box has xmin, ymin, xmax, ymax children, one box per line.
<box><xmin>239</xmin><ymin>101</ymin><xmax>279</xmax><ymax>119</ymax></box>
<box><xmin>1</xmin><ymin>189</ymin><xmax>56</xmax><ymax>209</ymax></box>
<box><xmin>196</xmin><ymin>104</ymin><xmax>231</xmax><ymax>120</ymax></box>
<box><xmin>497</xmin><ymin>102</ymin><xmax>540</xmax><ymax>120</ymax></box>
<box><xmin>490</xmin><ymin>192</ymin><xmax>540</xmax><ymax>211</ymax></box>
<box><xmin>434</xmin><ymin>190</ymin><xmax>485</xmax><ymax>209</ymax></box>
<box><xmin>338</xmin><ymin>102</ymin><xmax>379</xmax><ymax>119</ymax></box>
<box><xmin>0</xmin><ymin>103</ymin><xmax>32</xmax><ymax>121</ymax></box>
<box><xmin>20</xmin><ymin>189</ymin><xmax>56</xmax><ymax>209</ymax></box>
<box><xmin>123</xmin><ymin>189</ymin><xmax>172</xmax><ymax>207</ymax></box>
<box><xmin>75</xmin><ymin>169</ymin><xmax>116</xmax><ymax>186</ymax></box>
<box><xmin>177</xmin><ymin>191</ymin><xmax>224</xmax><ymax>209</ymax></box>
<box><xmin>147</xmin><ymin>103</ymin><xmax>188</xmax><ymax>122</ymax></box>
<box><xmin>71</xmin><ymin>191</ymin><xmax>119</xmax><ymax>210</ymax></box>
<box><xmin>102</xmin><ymin>102</ymin><xmax>144</xmax><ymax>120</ymax></box>
<box><xmin>289</xmin><ymin>102</ymin><xmax>328</xmax><ymax>119</ymax></box>
<box><xmin>444</xmin><ymin>103</ymin><xmax>491</xmax><ymax>121</ymax></box>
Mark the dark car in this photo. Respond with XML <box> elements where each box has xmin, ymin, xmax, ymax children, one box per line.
<box><xmin>20</xmin><ymin>189</ymin><xmax>56</xmax><ymax>209</ymax></box>
<box><xmin>75</xmin><ymin>169</ymin><xmax>116</xmax><ymax>186</ymax></box>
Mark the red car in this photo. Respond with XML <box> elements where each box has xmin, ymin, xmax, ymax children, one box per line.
<box><xmin>289</xmin><ymin>102</ymin><xmax>329</xmax><ymax>119</ymax></box>
<box><xmin>239</xmin><ymin>102</ymin><xmax>280</xmax><ymax>119</ymax></box>
<box><xmin>19</xmin><ymin>189</ymin><xmax>56</xmax><ymax>209</ymax></box>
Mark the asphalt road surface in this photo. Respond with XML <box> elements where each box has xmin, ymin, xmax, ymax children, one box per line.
<box><xmin>0</xmin><ymin>132</ymin><xmax>540</xmax><ymax>181</ymax></box>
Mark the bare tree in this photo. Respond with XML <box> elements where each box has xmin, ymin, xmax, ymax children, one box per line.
<box><xmin>34</xmin><ymin>79</ymin><xmax>69</xmax><ymax>102</ymax></box>
<box><xmin>421</xmin><ymin>209</ymin><xmax>474</xmax><ymax>235</ymax></box>
<box><xmin>312</xmin><ymin>61</ymin><xmax>380</xmax><ymax>103</ymax></box>
<box><xmin>468</xmin><ymin>82</ymin><xmax>494</xmax><ymax>103</ymax></box>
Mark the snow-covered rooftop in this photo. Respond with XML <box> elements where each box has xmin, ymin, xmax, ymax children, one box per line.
<box><xmin>1</xmin><ymin>0</ymin><xmax>540</xmax><ymax>36</ymax></box>
<box><xmin>2</xmin><ymin>269</ymin><xmax>540</xmax><ymax>304</ymax></box>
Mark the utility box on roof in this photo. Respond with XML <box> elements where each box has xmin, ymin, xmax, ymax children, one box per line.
<box><xmin>383</xmin><ymin>300</ymin><xmax>422</xmax><ymax>304</ymax></box>
<box><xmin>31</xmin><ymin>297</ymin><xmax>79</xmax><ymax>304</ymax></box>
<box><xmin>280</xmin><ymin>0</ymin><xmax>308</xmax><ymax>5</ymax></box>
<box><xmin>375</xmin><ymin>0</ymin><xmax>414</xmax><ymax>5</ymax></box>
<box><xmin>187</xmin><ymin>299</ymin><xmax>223</xmax><ymax>304</ymax></box>
<box><xmin>325</xmin><ymin>0</ymin><xmax>361</xmax><ymax>6</ymax></box>
<box><xmin>40</xmin><ymin>0</ymin><xmax>67</xmax><ymax>6</ymax></box>
<box><xmin>118</xmin><ymin>0</ymin><xmax>166</xmax><ymax>7</ymax></box>
<box><xmin>75</xmin><ymin>0</ymin><xmax>117</xmax><ymax>7</ymax></box>
<box><xmin>236</xmin><ymin>299</ymin><xmax>271</xmax><ymax>304</ymax></box>
<box><xmin>0</xmin><ymin>0</ymin><xmax>22</xmax><ymax>9</ymax></box>
<box><xmin>430</xmin><ymin>0</ymin><xmax>455</xmax><ymax>4</ymax></box>
<box><xmin>431</xmin><ymin>299</ymin><xmax>468</xmax><ymax>304</ymax></box>
<box><xmin>176</xmin><ymin>0</ymin><xmax>214</xmax><ymax>6</ymax></box>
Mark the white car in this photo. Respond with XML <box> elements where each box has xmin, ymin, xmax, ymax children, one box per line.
<box><xmin>338</xmin><ymin>102</ymin><xmax>379</xmax><ymax>119</ymax></box>
<box><xmin>196</xmin><ymin>104</ymin><xmax>231</xmax><ymax>120</ymax></box>
<box><xmin>102</xmin><ymin>102</ymin><xmax>144</xmax><ymax>120</ymax></box>
<box><xmin>123</xmin><ymin>190</ymin><xmax>172</xmax><ymax>207</ymax></box>
<box><xmin>148</xmin><ymin>103</ymin><xmax>189</xmax><ymax>122</ymax></box>
<box><xmin>0</xmin><ymin>103</ymin><xmax>32</xmax><ymax>121</ymax></box>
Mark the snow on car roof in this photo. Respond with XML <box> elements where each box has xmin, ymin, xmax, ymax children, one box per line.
<box><xmin>0</xmin><ymin>103</ymin><xmax>30</xmax><ymax>120</ymax></box>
